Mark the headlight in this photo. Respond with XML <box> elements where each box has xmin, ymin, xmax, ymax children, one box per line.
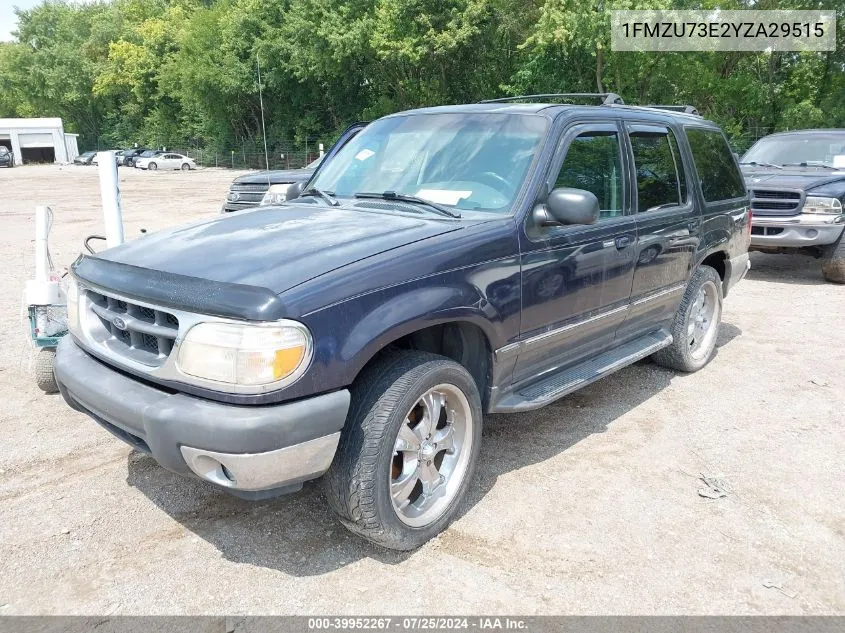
<box><xmin>65</xmin><ymin>275</ymin><xmax>80</xmax><ymax>334</ymax></box>
<box><xmin>260</xmin><ymin>184</ymin><xmax>293</xmax><ymax>206</ymax></box>
<box><xmin>177</xmin><ymin>321</ymin><xmax>312</xmax><ymax>388</ymax></box>
<box><xmin>804</xmin><ymin>196</ymin><xmax>843</xmax><ymax>215</ymax></box>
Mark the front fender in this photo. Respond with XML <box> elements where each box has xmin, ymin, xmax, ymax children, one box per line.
<box><xmin>336</xmin><ymin>283</ymin><xmax>504</xmax><ymax>383</ymax></box>
<box><xmin>293</xmin><ymin>261</ymin><xmax>522</xmax><ymax>395</ymax></box>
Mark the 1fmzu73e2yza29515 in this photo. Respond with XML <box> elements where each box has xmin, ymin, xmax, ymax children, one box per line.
<box><xmin>54</xmin><ymin>94</ymin><xmax>751</xmax><ymax>550</ymax></box>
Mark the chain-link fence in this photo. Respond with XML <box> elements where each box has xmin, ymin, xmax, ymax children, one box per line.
<box><xmin>93</xmin><ymin>136</ymin><xmax>331</xmax><ymax>170</ymax></box>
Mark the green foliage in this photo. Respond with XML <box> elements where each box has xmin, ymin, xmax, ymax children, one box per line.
<box><xmin>0</xmin><ymin>0</ymin><xmax>842</xmax><ymax>153</ymax></box>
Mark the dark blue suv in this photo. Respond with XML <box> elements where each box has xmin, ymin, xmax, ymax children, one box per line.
<box><xmin>55</xmin><ymin>95</ymin><xmax>751</xmax><ymax>550</ymax></box>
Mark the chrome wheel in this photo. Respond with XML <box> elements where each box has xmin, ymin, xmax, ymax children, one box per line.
<box><xmin>390</xmin><ymin>384</ymin><xmax>474</xmax><ymax>527</ymax></box>
<box><xmin>687</xmin><ymin>280</ymin><xmax>719</xmax><ymax>360</ymax></box>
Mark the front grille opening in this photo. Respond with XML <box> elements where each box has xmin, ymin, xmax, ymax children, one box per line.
<box><xmin>139</xmin><ymin>333</ymin><xmax>159</xmax><ymax>353</ymax></box>
<box><xmin>751</xmin><ymin>226</ymin><xmax>784</xmax><ymax>236</ymax></box>
<box><xmin>136</xmin><ymin>306</ymin><xmax>156</xmax><ymax>322</ymax></box>
<box><xmin>752</xmin><ymin>201</ymin><xmax>797</xmax><ymax>210</ymax></box>
<box><xmin>751</xmin><ymin>189</ymin><xmax>800</xmax><ymax>200</ymax></box>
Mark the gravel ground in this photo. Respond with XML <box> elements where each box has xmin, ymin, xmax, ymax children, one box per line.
<box><xmin>0</xmin><ymin>165</ymin><xmax>843</xmax><ymax>615</ymax></box>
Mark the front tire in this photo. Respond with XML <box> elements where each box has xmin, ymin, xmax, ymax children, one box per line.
<box><xmin>181</xmin><ymin>163</ymin><xmax>190</xmax><ymax>171</ymax></box>
<box><xmin>821</xmin><ymin>232</ymin><xmax>845</xmax><ymax>284</ymax></box>
<box><xmin>35</xmin><ymin>348</ymin><xmax>58</xmax><ymax>394</ymax></box>
<box><xmin>148</xmin><ymin>162</ymin><xmax>157</xmax><ymax>171</ymax></box>
<box><xmin>325</xmin><ymin>351</ymin><xmax>482</xmax><ymax>550</ymax></box>
<box><xmin>652</xmin><ymin>265</ymin><xmax>723</xmax><ymax>373</ymax></box>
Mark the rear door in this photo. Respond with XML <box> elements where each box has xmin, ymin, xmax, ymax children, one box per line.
<box><xmin>617</xmin><ymin>122</ymin><xmax>699</xmax><ymax>341</ymax></box>
<box><xmin>513</xmin><ymin>120</ymin><xmax>637</xmax><ymax>386</ymax></box>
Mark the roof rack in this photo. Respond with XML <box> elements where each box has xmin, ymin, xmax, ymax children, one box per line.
<box><xmin>480</xmin><ymin>93</ymin><xmax>624</xmax><ymax>106</ymax></box>
<box><xmin>643</xmin><ymin>104</ymin><xmax>700</xmax><ymax>116</ymax></box>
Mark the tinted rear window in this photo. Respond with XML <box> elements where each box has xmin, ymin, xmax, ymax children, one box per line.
<box><xmin>686</xmin><ymin>128</ymin><xmax>746</xmax><ymax>202</ymax></box>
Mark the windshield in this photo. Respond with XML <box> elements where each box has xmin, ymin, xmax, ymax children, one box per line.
<box><xmin>743</xmin><ymin>133</ymin><xmax>845</xmax><ymax>167</ymax></box>
<box><xmin>140</xmin><ymin>150</ymin><xmax>158</xmax><ymax>157</ymax></box>
<box><xmin>310</xmin><ymin>113</ymin><xmax>548</xmax><ymax>213</ymax></box>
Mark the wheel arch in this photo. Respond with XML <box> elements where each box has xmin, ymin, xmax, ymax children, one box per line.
<box><xmin>698</xmin><ymin>249</ymin><xmax>727</xmax><ymax>282</ymax></box>
<box><xmin>349</xmin><ymin>319</ymin><xmax>495</xmax><ymax>411</ymax></box>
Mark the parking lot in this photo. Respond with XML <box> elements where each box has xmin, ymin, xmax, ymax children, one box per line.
<box><xmin>1</xmin><ymin>164</ymin><xmax>843</xmax><ymax>614</ymax></box>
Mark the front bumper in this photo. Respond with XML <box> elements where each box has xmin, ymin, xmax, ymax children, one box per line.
<box><xmin>54</xmin><ymin>337</ymin><xmax>350</xmax><ymax>497</ymax></box>
<box><xmin>221</xmin><ymin>201</ymin><xmax>260</xmax><ymax>213</ymax></box>
<box><xmin>750</xmin><ymin>213</ymin><xmax>845</xmax><ymax>248</ymax></box>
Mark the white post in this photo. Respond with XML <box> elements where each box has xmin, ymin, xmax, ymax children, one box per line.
<box><xmin>34</xmin><ymin>206</ymin><xmax>50</xmax><ymax>282</ymax></box>
<box><xmin>319</xmin><ymin>143</ymin><xmax>324</xmax><ymax>158</ymax></box>
<box><xmin>25</xmin><ymin>205</ymin><xmax>60</xmax><ymax>308</ymax></box>
<box><xmin>98</xmin><ymin>151</ymin><xmax>124</xmax><ymax>247</ymax></box>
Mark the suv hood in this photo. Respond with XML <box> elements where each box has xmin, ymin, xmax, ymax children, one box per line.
<box><xmin>742</xmin><ymin>167</ymin><xmax>845</xmax><ymax>193</ymax></box>
<box><xmin>233</xmin><ymin>169</ymin><xmax>314</xmax><ymax>186</ymax></box>
<box><xmin>97</xmin><ymin>204</ymin><xmax>462</xmax><ymax>294</ymax></box>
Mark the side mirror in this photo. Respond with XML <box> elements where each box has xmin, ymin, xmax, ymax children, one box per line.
<box><xmin>286</xmin><ymin>181</ymin><xmax>304</xmax><ymax>200</ymax></box>
<box><xmin>544</xmin><ymin>187</ymin><xmax>600</xmax><ymax>225</ymax></box>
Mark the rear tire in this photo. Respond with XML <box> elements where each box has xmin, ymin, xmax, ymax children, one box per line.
<box><xmin>652</xmin><ymin>265</ymin><xmax>723</xmax><ymax>373</ymax></box>
<box><xmin>325</xmin><ymin>351</ymin><xmax>482</xmax><ymax>551</ymax></box>
<box><xmin>148</xmin><ymin>162</ymin><xmax>157</xmax><ymax>170</ymax></box>
<box><xmin>35</xmin><ymin>348</ymin><xmax>58</xmax><ymax>394</ymax></box>
<box><xmin>821</xmin><ymin>233</ymin><xmax>845</xmax><ymax>284</ymax></box>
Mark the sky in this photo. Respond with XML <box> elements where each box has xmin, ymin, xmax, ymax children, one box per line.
<box><xmin>0</xmin><ymin>0</ymin><xmax>42</xmax><ymax>42</ymax></box>
<box><xmin>0</xmin><ymin>0</ymin><xmax>100</xmax><ymax>42</ymax></box>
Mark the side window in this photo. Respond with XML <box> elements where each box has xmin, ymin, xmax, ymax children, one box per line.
<box><xmin>554</xmin><ymin>130</ymin><xmax>624</xmax><ymax>219</ymax></box>
<box><xmin>686</xmin><ymin>128</ymin><xmax>746</xmax><ymax>202</ymax></box>
<box><xmin>628</xmin><ymin>127</ymin><xmax>687</xmax><ymax>213</ymax></box>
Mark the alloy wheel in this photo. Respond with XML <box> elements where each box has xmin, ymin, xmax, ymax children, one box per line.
<box><xmin>390</xmin><ymin>384</ymin><xmax>474</xmax><ymax>527</ymax></box>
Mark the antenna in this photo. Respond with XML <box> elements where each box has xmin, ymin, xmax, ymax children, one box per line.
<box><xmin>256</xmin><ymin>54</ymin><xmax>270</xmax><ymax>181</ymax></box>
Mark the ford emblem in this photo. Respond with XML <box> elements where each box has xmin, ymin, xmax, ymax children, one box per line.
<box><xmin>112</xmin><ymin>316</ymin><xmax>127</xmax><ymax>330</ymax></box>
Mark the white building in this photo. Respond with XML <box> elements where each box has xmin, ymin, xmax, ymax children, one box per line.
<box><xmin>0</xmin><ymin>117</ymin><xmax>79</xmax><ymax>165</ymax></box>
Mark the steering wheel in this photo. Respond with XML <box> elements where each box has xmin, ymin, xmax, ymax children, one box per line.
<box><xmin>478</xmin><ymin>171</ymin><xmax>515</xmax><ymax>195</ymax></box>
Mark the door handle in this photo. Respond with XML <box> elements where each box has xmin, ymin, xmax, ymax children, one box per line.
<box><xmin>615</xmin><ymin>235</ymin><xmax>632</xmax><ymax>250</ymax></box>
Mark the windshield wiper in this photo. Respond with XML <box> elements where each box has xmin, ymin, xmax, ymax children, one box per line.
<box><xmin>300</xmin><ymin>187</ymin><xmax>339</xmax><ymax>206</ymax></box>
<box><xmin>740</xmin><ymin>161</ymin><xmax>783</xmax><ymax>170</ymax></box>
<box><xmin>354</xmin><ymin>191</ymin><xmax>461</xmax><ymax>218</ymax></box>
<box><xmin>780</xmin><ymin>162</ymin><xmax>838</xmax><ymax>170</ymax></box>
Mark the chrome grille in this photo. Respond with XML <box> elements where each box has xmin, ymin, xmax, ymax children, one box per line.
<box><xmin>750</xmin><ymin>189</ymin><xmax>804</xmax><ymax>216</ymax></box>
<box><xmin>85</xmin><ymin>289</ymin><xmax>179</xmax><ymax>366</ymax></box>
<box><xmin>226</xmin><ymin>182</ymin><xmax>270</xmax><ymax>204</ymax></box>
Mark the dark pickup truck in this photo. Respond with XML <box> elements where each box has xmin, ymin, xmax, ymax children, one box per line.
<box><xmin>55</xmin><ymin>95</ymin><xmax>750</xmax><ymax>550</ymax></box>
<box><xmin>741</xmin><ymin>129</ymin><xmax>845</xmax><ymax>283</ymax></box>
<box><xmin>221</xmin><ymin>123</ymin><xmax>366</xmax><ymax>213</ymax></box>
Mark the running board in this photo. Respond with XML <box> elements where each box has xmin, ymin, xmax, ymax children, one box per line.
<box><xmin>492</xmin><ymin>329</ymin><xmax>673</xmax><ymax>413</ymax></box>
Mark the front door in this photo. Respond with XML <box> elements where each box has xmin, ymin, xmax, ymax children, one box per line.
<box><xmin>617</xmin><ymin>122</ymin><xmax>700</xmax><ymax>341</ymax></box>
<box><xmin>513</xmin><ymin>121</ymin><xmax>637</xmax><ymax>387</ymax></box>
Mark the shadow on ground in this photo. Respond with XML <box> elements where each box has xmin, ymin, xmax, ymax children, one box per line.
<box><xmin>747</xmin><ymin>251</ymin><xmax>827</xmax><ymax>286</ymax></box>
<box><xmin>127</xmin><ymin>322</ymin><xmax>743</xmax><ymax>577</ymax></box>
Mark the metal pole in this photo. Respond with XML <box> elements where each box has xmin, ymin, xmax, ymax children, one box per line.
<box><xmin>257</xmin><ymin>55</ymin><xmax>270</xmax><ymax>175</ymax></box>
<box><xmin>97</xmin><ymin>150</ymin><xmax>124</xmax><ymax>248</ymax></box>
